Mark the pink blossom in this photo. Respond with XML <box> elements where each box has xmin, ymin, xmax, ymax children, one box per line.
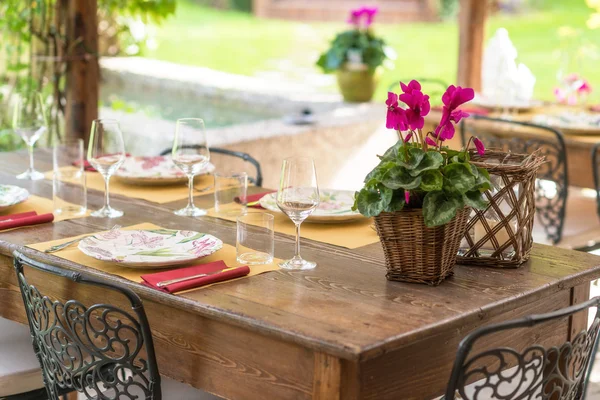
<box><xmin>578</xmin><ymin>80</ymin><xmax>592</xmax><ymax>94</ymax></box>
<box><xmin>473</xmin><ymin>137</ymin><xmax>486</xmax><ymax>156</ymax></box>
<box><xmin>386</xmin><ymin>92</ymin><xmax>408</xmax><ymax>131</ymax></box>
<box><xmin>435</xmin><ymin>85</ymin><xmax>475</xmax><ymax>140</ymax></box>
<box><xmin>404</xmin><ymin>191</ymin><xmax>410</xmax><ymax>204</ymax></box>
<box><xmin>404</xmin><ymin>132</ymin><xmax>413</xmax><ymax>143</ymax></box>
<box><xmin>398</xmin><ymin>80</ymin><xmax>430</xmax><ymax>130</ymax></box>
<box><xmin>425</xmin><ymin>136</ymin><xmax>437</xmax><ymax>147</ymax></box>
<box><xmin>347</xmin><ymin>6</ymin><xmax>378</xmax><ymax>28</ymax></box>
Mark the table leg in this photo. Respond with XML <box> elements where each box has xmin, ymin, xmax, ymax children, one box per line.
<box><xmin>569</xmin><ymin>282</ymin><xmax>592</xmax><ymax>340</ymax></box>
<box><xmin>312</xmin><ymin>352</ymin><xmax>341</xmax><ymax>400</ymax></box>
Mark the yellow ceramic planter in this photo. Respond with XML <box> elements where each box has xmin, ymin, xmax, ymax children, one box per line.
<box><xmin>336</xmin><ymin>66</ymin><xmax>381</xmax><ymax>103</ymax></box>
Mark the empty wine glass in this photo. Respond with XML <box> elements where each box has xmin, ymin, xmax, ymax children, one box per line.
<box><xmin>172</xmin><ymin>118</ymin><xmax>210</xmax><ymax>216</ymax></box>
<box><xmin>87</xmin><ymin>119</ymin><xmax>126</xmax><ymax>218</ymax></box>
<box><xmin>13</xmin><ymin>91</ymin><xmax>47</xmax><ymax>180</ymax></box>
<box><xmin>276</xmin><ymin>156</ymin><xmax>319</xmax><ymax>270</ymax></box>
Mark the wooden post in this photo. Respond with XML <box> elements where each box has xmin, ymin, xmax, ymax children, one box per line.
<box><xmin>457</xmin><ymin>0</ymin><xmax>488</xmax><ymax>91</ymax></box>
<box><xmin>65</xmin><ymin>0</ymin><xmax>99</xmax><ymax>144</ymax></box>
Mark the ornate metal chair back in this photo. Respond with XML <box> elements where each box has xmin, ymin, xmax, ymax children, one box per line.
<box><xmin>13</xmin><ymin>251</ymin><xmax>162</xmax><ymax>400</ymax></box>
<box><xmin>461</xmin><ymin>115</ymin><xmax>569</xmax><ymax>244</ymax></box>
<box><xmin>445</xmin><ymin>296</ymin><xmax>600</xmax><ymax>399</ymax></box>
<box><xmin>593</xmin><ymin>143</ymin><xmax>600</xmax><ymax>220</ymax></box>
<box><xmin>160</xmin><ymin>145</ymin><xmax>263</xmax><ymax>186</ymax></box>
<box><xmin>388</xmin><ymin>77</ymin><xmax>449</xmax><ymax>102</ymax></box>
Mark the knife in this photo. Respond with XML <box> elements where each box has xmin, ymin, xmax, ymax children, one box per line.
<box><xmin>156</xmin><ymin>269</ymin><xmax>226</xmax><ymax>288</ymax></box>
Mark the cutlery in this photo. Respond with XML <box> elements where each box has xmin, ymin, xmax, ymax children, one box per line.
<box><xmin>156</xmin><ymin>269</ymin><xmax>225</xmax><ymax>287</ymax></box>
<box><xmin>45</xmin><ymin>225</ymin><xmax>121</xmax><ymax>253</ymax></box>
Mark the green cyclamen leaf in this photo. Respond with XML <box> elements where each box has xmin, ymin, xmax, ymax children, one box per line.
<box><xmin>410</xmin><ymin>151</ymin><xmax>444</xmax><ymax>176</ymax></box>
<box><xmin>364</xmin><ymin>160</ymin><xmax>395</xmax><ymax>185</ymax></box>
<box><xmin>463</xmin><ymin>190</ymin><xmax>488</xmax><ymax>210</ymax></box>
<box><xmin>443</xmin><ymin>163</ymin><xmax>476</xmax><ymax>194</ymax></box>
<box><xmin>475</xmin><ymin>167</ymin><xmax>493</xmax><ymax>191</ymax></box>
<box><xmin>378</xmin><ymin>141</ymin><xmax>404</xmax><ymax>162</ymax></box>
<box><xmin>398</xmin><ymin>147</ymin><xmax>425</xmax><ymax>170</ymax></box>
<box><xmin>384</xmin><ymin>190</ymin><xmax>406</xmax><ymax>212</ymax></box>
<box><xmin>420</xmin><ymin>170</ymin><xmax>443</xmax><ymax>192</ymax></box>
<box><xmin>354</xmin><ymin>187</ymin><xmax>393</xmax><ymax>217</ymax></box>
<box><xmin>422</xmin><ymin>191</ymin><xmax>464</xmax><ymax>227</ymax></box>
<box><xmin>382</xmin><ymin>166</ymin><xmax>422</xmax><ymax>190</ymax></box>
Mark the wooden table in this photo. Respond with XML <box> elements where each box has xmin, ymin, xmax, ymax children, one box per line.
<box><xmin>1</xmin><ymin>150</ymin><xmax>600</xmax><ymax>400</ymax></box>
<box><xmin>425</xmin><ymin>106</ymin><xmax>600</xmax><ymax>189</ymax></box>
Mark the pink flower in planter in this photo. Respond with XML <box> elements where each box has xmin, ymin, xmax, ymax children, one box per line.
<box><xmin>404</xmin><ymin>131</ymin><xmax>413</xmax><ymax>142</ymax></box>
<box><xmin>473</xmin><ymin>137</ymin><xmax>486</xmax><ymax>156</ymax></box>
<box><xmin>386</xmin><ymin>92</ymin><xmax>408</xmax><ymax>131</ymax></box>
<box><xmin>434</xmin><ymin>85</ymin><xmax>474</xmax><ymax>140</ymax></box>
<box><xmin>425</xmin><ymin>136</ymin><xmax>437</xmax><ymax>147</ymax></box>
<box><xmin>347</xmin><ymin>6</ymin><xmax>378</xmax><ymax>28</ymax></box>
<box><xmin>398</xmin><ymin>80</ymin><xmax>430</xmax><ymax>130</ymax></box>
<box><xmin>404</xmin><ymin>191</ymin><xmax>410</xmax><ymax>204</ymax></box>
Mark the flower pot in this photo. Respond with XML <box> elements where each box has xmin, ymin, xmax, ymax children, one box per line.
<box><xmin>336</xmin><ymin>65</ymin><xmax>380</xmax><ymax>103</ymax></box>
<box><xmin>374</xmin><ymin>207</ymin><xmax>471</xmax><ymax>286</ymax></box>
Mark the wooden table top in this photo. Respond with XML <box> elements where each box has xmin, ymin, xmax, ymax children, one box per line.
<box><xmin>1</xmin><ymin>150</ymin><xmax>600</xmax><ymax>363</ymax></box>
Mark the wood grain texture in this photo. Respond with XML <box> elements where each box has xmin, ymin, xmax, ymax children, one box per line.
<box><xmin>457</xmin><ymin>0</ymin><xmax>487</xmax><ymax>91</ymax></box>
<box><xmin>569</xmin><ymin>282</ymin><xmax>592</xmax><ymax>340</ymax></box>
<box><xmin>312</xmin><ymin>353</ymin><xmax>341</xmax><ymax>400</ymax></box>
<box><xmin>1</xmin><ymin>151</ymin><xmax>600</xmax><ymax>399</ymax></box>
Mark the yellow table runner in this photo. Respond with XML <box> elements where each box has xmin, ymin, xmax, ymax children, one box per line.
<box><xmin>1</xmin><ymin>195</ymin><xmax>89</xmax><ymax>231</ymax></box>
<box><xmin>208</xmin><ymin>207</ymin><xmax>379</xmax><ymax>249</ymax></box>
<box><xmin>28</xmin><ymin>223</ymin><xmax>280</xmax><ymax>292</ymax></box>
<box><xmin>46</xmin><ymin>168</ymin><xmax>214</xmax><ymax>204</ymax></box>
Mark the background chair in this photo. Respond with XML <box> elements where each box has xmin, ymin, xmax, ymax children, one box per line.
<box><xmin>445</xmin><ymin>296</ymin><xmax>600</xmax><ymax>399</ymax></box>
<box><xmin>160</xmin><ymin>145</ymin><xmax>263</xmax><ymax>186</ymax></box>
<box><xmin>461</xmin><ymin>115</ymin><xmax>569</xmax><ymax>244</ymax></box>
<box><xmin>387</xmin><ymin>77</ymin><xmax>449</xmax><ymax>101</ymax></box>
<box><xmin>14</xmin><ymin>251</ymin><xmax>220</xmax><ymax>400</ymax></box>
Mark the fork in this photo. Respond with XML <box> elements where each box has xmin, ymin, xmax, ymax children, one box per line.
<box><xmin>44</xmin><ymin>225</ymin><xmax>121</xmax><ymax>253</ymax></box>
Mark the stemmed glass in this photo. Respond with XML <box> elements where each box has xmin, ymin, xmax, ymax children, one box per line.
<box><xmin>276</xmin><ymin>156</ymin><xmax>320</xmax><ymax>270</ymax></box>
<box><xmin>87</xmin><ymin>119</ymin><xmax>126</xmax><ymax>218</ymax></box>
<box><xmin>172</xmin><ymin>118</ymin><xmax>210</xmax><ymax>216</ymax></box>
<box><xmin>12</xmin><ymin>91</ymin><xmax>48</xmax><ymax>180</ymax></box>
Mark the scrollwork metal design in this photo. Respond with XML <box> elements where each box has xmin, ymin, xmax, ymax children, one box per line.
<box><xmin>462</xmin><ymin>118</ymin><xmax>568</xmax><ymax>244</ymax></box>
<box><xmin>16</xmin><ymin>269</ymin><xmax>159</xmax><ymax>400</ymax></box>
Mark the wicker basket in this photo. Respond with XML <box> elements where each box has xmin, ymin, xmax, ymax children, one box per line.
<box><xmin>457</xmin><ymin>150</ymin><xmax>545</xmax><ymax>267</ymax></box>
<box><xmin>374</xmin><ymin>207</ymin><xmax>471</xmax><ymax>286</ymax></box>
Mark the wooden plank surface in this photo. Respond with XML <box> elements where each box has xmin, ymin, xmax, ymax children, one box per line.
<box><xmin>457</xmin><ymin>0</ymin><xmax>487</xmax><ymax>91</ymax></box>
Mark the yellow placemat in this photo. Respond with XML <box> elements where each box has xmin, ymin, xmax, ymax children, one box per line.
<box><xmin>27</xmin><ymin>223</ymin><xmax>280</xmax><ymax>293</ymax></box>
<box><xmin>208</xmin><ymin>208</ymin><xmax>379</xmax><ymax>249</ymax></box>
<box><xmin>1</xmin><ymin>195</ymin><xmax>89</xmax><ymax>231</ymax></box>
<box><xmin>46</xmin><ymin>168</ymin><xmax>214</xmax><ymax>204</ymax></box>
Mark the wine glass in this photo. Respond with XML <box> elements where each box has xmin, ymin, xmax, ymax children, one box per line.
<box><xmin>87</xmin><ymin>119</ymin><xmax>126</xmax><ymax>218</ymax></box>
<box><xmin>12</xmin><ymin>91</ymin><xmax>48</xmax><ymax>180</ymax></box>
<box><xmin>172</xmin><ymin>118</ymin><xmax>210</xmax><ymax>216</ymax></box>
<box><xmin>276</xmin><ymin>156</ymin><xmax>320</xmax><ymax>270</ymax></box>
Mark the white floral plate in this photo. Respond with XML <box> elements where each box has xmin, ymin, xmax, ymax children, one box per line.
<box><xmin>114</xmin><ymin>156</ymin><xmax>215</xmax><ymax>186</ymax></box>
<box><xmin>78</xmin><ymin>229</ymin><xmax>223</xmax><ymax>268</ymax></box>
<box><xmin>0</xmin><ymin>184</ymin><xmax>29</xmax><ymax>211</ymax></box>
<box><xmin>259</xmin><ymin>189</ymin><xmax>365</xmax><ymax>224</ymax></box>
<box><xmin>532</xmin><ymin>112</ymin><xmax>600</xmax><ymax>136</ymax></box>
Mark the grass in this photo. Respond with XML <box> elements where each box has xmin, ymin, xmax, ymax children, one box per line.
<box><xmin>145</xmin><ymin>0</ymin><xmax>600</xmax><ymax>102</ymax></box>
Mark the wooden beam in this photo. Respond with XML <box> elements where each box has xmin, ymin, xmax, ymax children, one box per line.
<box><xmin>65</xmin><ymin>0</ymin><xmax>99</xmax><ymax>144</ymax></box>
<box><xmin>457</xmin><ymin>0</ymin><xmax>488</xmax><ymax>91</ymax></box>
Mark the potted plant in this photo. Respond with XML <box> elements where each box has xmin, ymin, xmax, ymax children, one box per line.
<box><xmin>316</xmin><ymin>6</ymin><xmax>395</xmax><ymax>103</ymax></box>
<box><xmin>353</xmin><ymin>80</ymin><xmax>491</xmax><ymax>285</ymax></box>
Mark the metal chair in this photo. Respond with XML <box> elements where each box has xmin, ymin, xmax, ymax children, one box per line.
<box><xmin>13</xmin><ymin>251</ymin><xmax>220</xmax><ymax>400</ymax></box>
<box><xmin>160</xmin><ymin>145</ymin><xmax>263</xmax><ymax>186</ymax></box>
<box><xmin>387</xmin><ymin>77</ymin><xmax>449</xmax><ymax>94</ymax></box>
<box><xmin>593</xmin><ymin>142</ymin><xmax>600</xmax><ymax>220</ymax></box>
<box><xmin>445</xmin><ymin>296</ymin><xmax>600</xmax><ymax>399</ymax></box>
<box><xmin>461</xmin><ymin>115</ymin><xmax>569</xmax><ymax>244</ymax></box>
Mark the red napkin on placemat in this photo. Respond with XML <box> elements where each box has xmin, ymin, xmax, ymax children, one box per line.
<box><xmin>0</xmin><ymin>211</ymin><xmax>54</xmax><ymax>230</ymax></box>
<box><xmin>140</xmin><ymin>261</ymin><xmax>250</xmax><ymax>294</ymax></box>
<box><xmin>240</xmin><ymin>191</ymin><xmax>276</xmax><ymax>209</ymax></box>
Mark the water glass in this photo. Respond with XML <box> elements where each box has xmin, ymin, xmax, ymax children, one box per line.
<box><xmin>214</xmin><ymin>172</ymin><xmax>248</xmax><ymax>217</ymax></box>
<box><xmin>13</xmin><ymin>91</ymin><xmax>47</xmax><ymax>180</ymax></box>
<box><xmin>236</xmin><ymin>213</ymin><xmax>274</xmax><ymax>265</ymax></box>
<box><xmin>53</xmin><ymin>139</ymin><xmax>87</xmax><ymax>217</ymax></box>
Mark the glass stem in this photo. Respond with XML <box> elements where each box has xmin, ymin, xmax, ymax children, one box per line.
<box><xmin>27</xmin><ymin>144</ymin><xmax>34</xmax><ymax>172</ymax></box>
<box><xmin>104</xmin><ymin>176</ymin><xmax>111</xmax><ymax>208</ymax></box>
<box><xmin>188</xmin><ymin>175</ymin><xmax>195</xmax><ymax>208</ymax></box>
<box><xmin>294</xmin><ymin>222</ymin><xmax>301</xmax><ymax>259</ymax></box>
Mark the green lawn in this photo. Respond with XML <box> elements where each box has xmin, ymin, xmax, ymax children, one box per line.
<box><xmin>146</xmin><ymin>0</ymin><xmax>600</xmax><ymax>102</ymax></box>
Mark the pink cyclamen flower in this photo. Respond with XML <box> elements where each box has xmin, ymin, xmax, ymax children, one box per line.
<box><xmin>473</xmin><ymin>137</ymin><xmax>485</xmax><ymax>156</ymax></box>
<box><xmin>404</xmin><ymin>132</ymin><xmax>413</xmax><ymax>143</ymax></box>
<box><xmin>425</xmin><ymin>136</ymin><xmax>437</xmax><ymax>147</ymax></box>
<box><xmin>435</xmin><ymin>85</ymin><xmax>475</xmax><ymax>140</ymax></box>
<box><xmin>385</xmin><ymin>92</ymin><xmax>408</xmax><ymax>131</ymax></box>
<box><xmin>398</xmin><ymin>80</ymin><xmax>430</xmax><ymax>130</ymax></box>
<box><xmin>578</xmin><ymin>80</ymin><xmax>592</xmax><ymax>94</ymax></box>
<box><xmin>405</xmin><ymin>191</ymin><xmax>410</xmax><ymax>204</ymax></box>
<box><xmin>347</xmin><ymin>7</ymin><xmax>378</xmax><ymax>28</ymax></box>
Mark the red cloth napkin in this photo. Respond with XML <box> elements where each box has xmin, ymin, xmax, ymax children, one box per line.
<box><xmin>241</xmin><ymin>191</ymin><xmax>276</xmax><ymax>209</ymax></box>
<box><xmin>432</xmin><ymin>105</ymin><xmax>490</xmax><ymax>116</ymax></box>
<box><xmin>140</xmin><ymin>261</ymin><xmax>250</xmax><ymax>294</ymax></box>
<box><xmin>0</xmin><ymin>211</ymin><xmax>54</xmax><ymax>230</ymax></box>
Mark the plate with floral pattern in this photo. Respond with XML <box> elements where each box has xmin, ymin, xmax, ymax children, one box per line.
<box><xmin>114</xmin><ymin>155</ymin><xmax>215</xmax><ymax>186</ymax></box>
<box><xmin>78</xmin><ymin>229</ymin><xmax>223</xmax><ymax>268</ymax></box>
<box><xmin>259</xmin><ymin>189</ymin><xmax>365</xmax><ymax>223</ymax></box>
<box><xmin>0</xmin><ymin>185</ymin><xmax>29</xmax><ymax>211</ymax></box>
